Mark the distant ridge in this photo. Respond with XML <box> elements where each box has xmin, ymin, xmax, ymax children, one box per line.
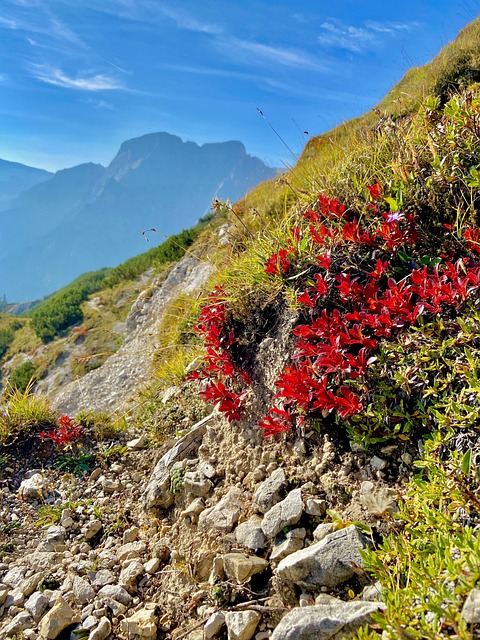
<box><xmin>0</xmin><ymin>158</ymin><xmax>52</xmax><ymax>211</ymax></box>
<box><xmin>0</xmin><ymin>133</ymin><xmax>277</xmax><ymax>301</ymax></box>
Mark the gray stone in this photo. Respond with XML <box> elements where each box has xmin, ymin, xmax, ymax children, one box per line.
<box><xmin>181</xmin><ymin>497</ymin><xmax>205</xmax><ymax>523</ymax></box>
<box><xmin>2</xmin><ymin>566</ymin><xmax>26</xmax><ymax>588</ymax></box>
<box><xmin>205</xmin><ymin>611</ymin><xmax>225</xmax><ymax>639</ymax></box>
<box><xmin>83</xmin><ymin>615</ymin><xmax>98</xmax><ymax>630</ymax></box>
<box><xmin>305</xmin><ymin>499</ymin><xmax>326</xmax><ymax>517</ymax></box>
<box><xmin>117</xmin><ymin>540</ymin><xmax>147</xmax><ymax>562</ymax></box>
<box><xmin>20</xmin><ymin>572</ymin><xmax>43</xmax><ymax>596</ymax></box>
<box><xmin>83</xmin><ymin>520</ymin><xmax>102</xmax><ymax>540</ymax></box>
<box><xmin>2</xmin><ymin>611</ymin><xmax>33</xmax><ymax>637</ymax></box>
<box><xmin>276</xmin><ymin>525</ymin><xmax>370</xmax><ymax>589</ymax></box>
<box><xmin>312</xmin><ymin>523</ymin><xmax>334</xmax><ymax>542</ymax></box>
<box><xmin>73</xmin><ymin>576</ymin><xmax>95</xmax><ymax>604</ymax></box>
<box><xmin>144</xmin><ymin>558</ymin><xmax>160</xmax><ymax>574</ymax></box>
<box><xmin>199</xmin><ymin>487</ymin><xmax>245</xmax><ymax>532</ymax></box>
<box><xmin>362</xmin><ymin>581</ymin><xmax>383</xmax><ymax>602</ymax></box>
<box><xmin>142</xmin><ymin>413</ymin><xmax>213</xmax><ymax>510</ymax></box>
<box><xmin>38</xmin><ymin>595</ymin><xmax>80</xmax><ymax>639</ymax></box>
<box><xmin>235</xmin><ymin>517</ymin><xmax>267</xmax><ymax>550</ymax></box>
<box><xmin>119</xmin><ymin>560</ymin><xmax>144</xmax><ymax>589</ymax></box>
<box><xmin>198</xmin><ymin>461</ymin><xmax>216</xmax><ymax>479</ymax></box>
<box><xmin>19</xmin><ymin>473</ymin><xmax>47</xmax><ymax>499</ymax></box>
<box><xmin>224</xmin><ymin>610</ymin><xmax>261</xmax><ymax>640</ymax></box>
<box><xmin>4</xmin><ymin>587</ymin><xmax>25</xmax><ymax>607</ymax></box>
<box><xmin>271</xmin><ymin>528</ymin><xmax>306</xmax><ymax>562</ymax></box>
<box><xmin>270</xmin><ymin>601</ymin><xmax>385</xmax><ymax>640</ymax></box>
<box><xmin>88</xmin><ymin>616</ymin><xmax>112</xmax><ymax>640</ymax></box>
<box><xmin>0</xmin><ymin>584</ymin><xmax>8</xmax><ymax>603</ymax></box>
<box><xmin>122</xmin><ymin>526</ymin><xmax>139</xmax><ymax>543</ymax></box>
<box><xmin>97</xmin><ymin>584</ymin><xmax>132</xmax><ymax>604</ymax></box>
<box><xmin>127</xmin><ymin>434</ymin><xmax>147</xmax><ymax>449</ymax></box>
<box><xmin>183</xmin><ymin>471</ymin><xmax>212</xmax><ymax>497</ymax></box>
<box><xmin>253</xmin><ymin>468</ymin><xmax>287</xmax><ymax>514</ymax></box>
<box><xmin>120</xmin><ymin>608</ymin><xmax>157</xmax><ymax>639</ymax></box>
<box><xmin>222</xmin><ymin>553</ymin><xmax>268</xmax><ymax>584</ymax></box>
<box><xmin>88</xmin><ymin>569</ymin><xmax>116</xmax><ymax>588</ymax></box>
<box><xmin>101</xmin><ymin>477</ymin><xmax>119</xmax><ymax>493</ymax></box>
<box><xmin>262</xmin><ymin>488</ymin><xmax>304</xmax><ymax>538</ymax></box>
<box><xmin>98</xmin><ymin>597</ymin><xmax>126</xmax><ymax>616</ymax></box>
<box><xmin>370</xmin><ymin>456</ymin><xmax>387</xmax><ymax>470</ymax></box>
<box><xmin>44</xmin><ymin>525</ymin><xmax>67</xmax><ymax>545</ymax></box>
<box><xmin>462</xmin><ymin>588</ymin><xmax>480</xmax><ymax>623</ymax></box>
<box><xmin>24</xmin><ymin>591</ymin><xmax>49</xmax><ymax>621</ymax></box>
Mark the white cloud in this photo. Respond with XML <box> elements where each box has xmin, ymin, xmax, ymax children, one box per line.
<box><xmin>155</xmin><ymin>4</ymin><xmax>222</xmax><ymax>35</ymax></box>
<box><xmin>0</xmin><ymin>16</ymin><xmax>17</xmax><ymax>29</ymax></box>
<box><xmin>32</xmin><ymin>66</ymin><xmax>124</xmax><ymax>91</ymax></box>
<box><xmin>318</xmin><ymin>19</ymin><xmax>417</xmax><ymax>53</ymax></box>
<box><xmin>229</xmin><ymin>37</ymin><xmax>319</xmax><ymax>69</ymax></box>
<box><xmin>366</xmin><ymin>20</ymin><xmax>417</xmax><ymax>34</ymax></box>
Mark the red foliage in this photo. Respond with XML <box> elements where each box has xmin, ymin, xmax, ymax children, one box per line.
<box><xmin>40</xmin><ymin>415</ymin><xmax>82</xmax><ymax>447</ymax></box>
<box><xmin>464</xmin><ymin>228</ymin><xmax>480</xmax><ymax>254</ymax></box>
<box><xmin>318</xmin><ymin>195</ymin><xmax>346</xmax><ymax>219</ymax></box>
<box><xmin>366</xmin><ymin>183</ymin><xmax>382</xmax><ymax>200</ymax></box>
<box><xmin>264</xmin><ymin>248</ymin><xmax>292</xmax><ymax>276</ymax></box>
<box><xmin>189</xmin><ymin>287</ymin><xmax>248</xmax><ymax>421</ymax></box>
<box><xmin>194</xmin><ymin>193</ymin><xmax>480</xmax><ymax>436</ymax></box>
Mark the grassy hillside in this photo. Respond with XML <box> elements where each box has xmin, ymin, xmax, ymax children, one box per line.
<box><xmin>145</xmin><ymin>18</ymin><xmax>480</xmax><ymax>638</ymax></box>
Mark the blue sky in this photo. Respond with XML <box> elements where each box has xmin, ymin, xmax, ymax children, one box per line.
<box><xmin>0</xmin><ymin>0</ymin><xmax>478</xmax><ymax>172</ymax></box>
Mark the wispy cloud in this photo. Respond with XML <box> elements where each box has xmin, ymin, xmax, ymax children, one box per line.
<box><xmin>0</xmin><ymin>15</ymin><xmax>18</xmax><ymax>29</ymax></box>
<box><xmin>154</xmin><ymin>4</ymin><xmax>222</xmax><ymax>35</ymax></box>
<box><xmin>1</xmin><ymin>1</ymin><xmax>87</xmax><ymax>49</ymax></box>
<box><xmin>366</xmin><ymin>20</ymin><xmax>417</xmax><ymax>34</ymax></box>
<box><xmin>318</xmin><ymin>19</ymin><xmax>417</xmax><ymax>53</ymax></box>
<box><xmin>228</xmin><ymin>37</ymin><xmax>322</xmax><ymax>69</ymax></box>
<box><xmin>85</xmin><ymin>97</ymin><xmax>114</xmax><ymax>110</ymax></box>
<box><xmin>31</xmin><ymin>65</ymin><xmax>124</xmax><ymax>91</ymax></box>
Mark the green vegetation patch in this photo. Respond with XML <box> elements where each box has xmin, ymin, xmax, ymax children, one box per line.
<box><xmin>29</xmin><ymin>225</ymin><xmax>207</xmax><ymax>343</ymax></box>
<box><xmin>361</xmin><ymin>435</ymin><xmax>480</xmax><ymax>638</ymax></box>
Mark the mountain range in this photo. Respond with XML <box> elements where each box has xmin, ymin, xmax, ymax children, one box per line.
<box><xmin>0</xmin><ymin>133</ymin><xmax>277</xmax><ymax>301</ymax></box>
<box><xmin>0</xmin><ymin>159</ymin><xmax>52</xmax><ymax>212</ymax></box>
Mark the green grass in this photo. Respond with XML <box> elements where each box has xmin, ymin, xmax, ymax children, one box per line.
<box><xmin>0</xmin><ymin>381</ymin><xmax>57</xmax><ymax>444</ymax></box>
<box><xmin>359</xmin><ymin>433</ymin><xmax>480</xmax><ymax>639</ymax></box>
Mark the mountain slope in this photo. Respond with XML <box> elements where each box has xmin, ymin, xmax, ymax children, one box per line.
<box><xmin>0</xmin><ymin>158</ymin><xmax>52</xmax><ymax>211</ymax></box>
<box><xmin>0</xmin><ymin>133</ymin><xmax>276</xmax><ymax>301</ymax></box>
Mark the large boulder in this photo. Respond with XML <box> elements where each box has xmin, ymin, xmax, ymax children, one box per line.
<box><xmin>276</xmin><ymin>525</ymin><xmax>370</xmax><ymax>589</ymax></box>
<box><xmin>271</xmin><ymin>600</ymin><xmax>385</xmax><ymax>640</ymax></box>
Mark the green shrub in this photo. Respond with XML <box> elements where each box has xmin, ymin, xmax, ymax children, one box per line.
<box><xmin>9</xmin><ymin>360</ymin><xmax>37</xmax><ymax>393</ymax></box>
<box><xmin>30</xmin><ymin>270</ymin><xmax>108</xmax><ymax>341</ymax></box>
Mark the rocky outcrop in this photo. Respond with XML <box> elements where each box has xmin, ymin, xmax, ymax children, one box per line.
<box><xmin>49</xmin><ymin>254</ymin><xmax>213</xmax><ymax>415</ymax></box>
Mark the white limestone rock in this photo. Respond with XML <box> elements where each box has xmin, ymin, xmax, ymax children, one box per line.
<box><xmin>253</xmin><ymin>468</ymin><xmax>287</xmax><ymax>514</ymax></box>
<box><xmin>276</xmin><ymin>525</ymin><xmax>370</xmax><ymax>589</ymax></box>
<box><xmin>199</xmin><ymin>487</ymin><xmax>245</xmax><ymax>532</ymax></box>
<box><xmin>270</xmin><ymin>601</ymin><xmax>385</xmax><ymax>640</ymax></box>
<box><xmin>224</xmin><ymin>610</ymin><xmax>261</xmax><ymax>640</ymax></box>
<box><xmin>261</xmin><ymin>488</ymin><xmax>304</xmax><ymax>538</ymax></box>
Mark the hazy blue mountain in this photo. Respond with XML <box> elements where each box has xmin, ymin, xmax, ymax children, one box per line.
<box><xmin>0</xmin><ymin>159</ymin><xmax>52</xmax><ymax>211</ymax></box>
<box><xmin>0</xmin><ymin>133</ymin><xmax>277</xmax><ymax>301</ymax></box>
